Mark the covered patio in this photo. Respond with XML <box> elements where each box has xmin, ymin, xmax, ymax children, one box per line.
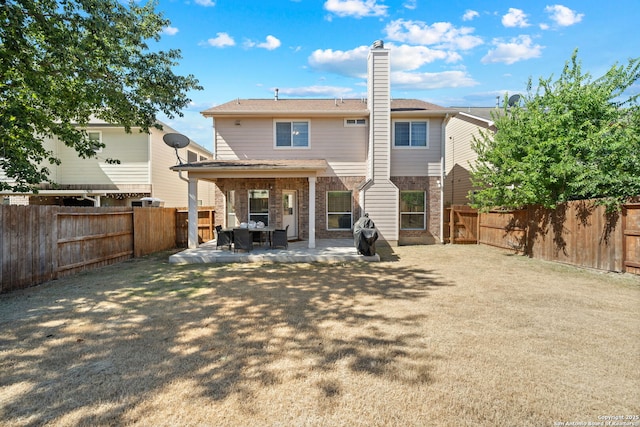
<box><xmin>169</xmin><ymin>238</ymin><xmax>380</xmax><ymax>264</ymax></box>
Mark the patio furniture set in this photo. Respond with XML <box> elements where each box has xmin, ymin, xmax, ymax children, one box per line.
<box><xmin>215</xmin><ymin>225</ymin><xmax>289</xmax><ymax>252</ymax></box>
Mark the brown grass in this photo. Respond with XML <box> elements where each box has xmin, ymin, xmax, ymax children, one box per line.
<box><xmin>1</xmin><ymin>245</ymin><xmax>638</xmax><ymax>426</ymax></box>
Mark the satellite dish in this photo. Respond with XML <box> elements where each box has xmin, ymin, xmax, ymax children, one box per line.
<box><xmin>507</xmin><ymin>94</ymin><xmax>522</xmax><ymax>107</ymax></box>
<box><xmin>162</xmin><ymin>133</ymin><xmax>190</xmax><ymax>165</ymax></box>
<box><xmin>163</xmin><ymin>133</ymin><xmax>190</xmax><ymax>149</ymax></box>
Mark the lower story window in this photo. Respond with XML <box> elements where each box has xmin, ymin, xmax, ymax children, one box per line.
<box><xmin>249</xmin><ymin>189</ymin><xmax>269</xmax><ymax>225</ymax></box>
<box><xmin>327</xmin><ymin>191</ymin><xmax>352</xmax><ymax>230</ymax></box>
<box><xmin>400</xmin><ymin>191</ymin><xmax>426</xmax><ymax>230</ymax></box>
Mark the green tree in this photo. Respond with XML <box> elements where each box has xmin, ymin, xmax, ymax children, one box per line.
<box><xmin>471</xmin><ymin>51</ymin><xmax>640</xmax><ymax>211</ymax></box>
<box><xmin>0</xmin><ymin>0</ymin><xmax>202</xmax><ymax>192</ymax></box>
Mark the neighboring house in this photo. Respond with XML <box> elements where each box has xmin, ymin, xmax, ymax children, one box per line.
<box><xmin>444</xmin><ymin>107</ymin><xmax>498</xmax><ymax>206</ymax></box>
<box><xmin>173</xmin><ymin>41</ymin><xmax>457</xmax><ymax>248</ymax></box>
<box><xmin>1</xmin><ymin>120</ymin><xmax>215</xmax><ymax>208</ymax></box>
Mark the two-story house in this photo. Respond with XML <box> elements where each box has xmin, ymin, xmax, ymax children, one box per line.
<box><xmin>444</xmin><ymin>107</ymin><xmax>498</xmax><ymax>206</ymax></box>
<box><xmin>1</xmin><ymin>120</ymin><xmax>215</xmax><ymax>208</ymax></box>
<box><xmin>174</xmin><ymin>41</ymin><xmax>456</xmax><ymax>249</ymax></box>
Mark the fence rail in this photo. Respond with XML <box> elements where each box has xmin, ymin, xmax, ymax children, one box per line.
<box><xmin>1</xmin><ymin>206</ymin><xmax>215</xmax><ymax>293</ymax></box>
<box><xmin>447</xmin><ymin>200</ymin><xmax>639</xmax><ymax>274</ymax></box>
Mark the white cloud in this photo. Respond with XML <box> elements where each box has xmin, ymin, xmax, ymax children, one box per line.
<box><xmin>502</xmin><ymin>8</ymin><xmax>530</xmax><ymax>28</ymax></box>
<box><xmin>277</xmin><ymin>85</ymin><xmax>357</xmax><ymax>98</ymax></box>
<box><xmin>481</xmin><ymin>35</ymin><xmax>543</xmax><ymax>64</ymax></box>
<box><xmin>323</xmin><ymin>0</ymin><xmax>388</xmax><ymax>18</ymax></box>
<box><xmin>162</xmin><ymin>26</ymin><xmax>179</xmax><ymax>36</ymax></box>
<box><xmin>403</xmin><ymin>0</ymin><xmax>417</xmax><ymax>10</ymax></box>
<box><xmin>308</xmin><ymin>43</ymin><xmax>464</xmax><ymax>78</ymax></box>
<box><xmin>195</xmin><ymin>0</ymin><xmax>216</xmax><ymax>6</ymax></box>
<box><xmin>545</xmin><ymin>4</ymin><xmax>584</xmax><ymax>26</ymax></box>
<box><xmin>462</xmin><ymin>10</ymin><xmax>479</xmax><ymax>21</ymax></box>
<box><xmin>392</xmin><ymin>70</ymin><xmax>478</xmax><ymax>90</ymax></box>
<box><xmin>206</xmin><ymin>32</ymin><xmax>235</xmax><ymax>48</ymax></box>
<box><xmin>539</xmin><ymin>23</ymin><xmax>550</xmax><ymax>30</ymax></box>
<box><xmin>257</xmin><ymin>35</ymin><xmax>281</xmax><ymax>50</ymax></box>
<box><xmin>384</xmin><ymin>19</ymin><xmax>483</xmax><ymax>50</ymax></box>
<box><xmin>308</xmin><ymin>45</ymin><xmax>370</xmax><ymax>77</ymax></box>
<box><xmin>390</xmin><ymin>44</ymin><xmax>462</xmax><ymax>69</ymax></box>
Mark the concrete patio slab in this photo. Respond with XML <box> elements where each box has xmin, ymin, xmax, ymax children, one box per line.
<box><xmin>168</xmin><ymin>239</ymin><xmax>380</xmax><ymax>264</ymax></box>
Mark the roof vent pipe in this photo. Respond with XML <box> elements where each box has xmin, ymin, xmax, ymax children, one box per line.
<box><xmin>274</xmin><ymin>88</ymin><xmax>279</xmax><ymax>101</ymax></box>
<box><xmin>372</xmin><ymin>40</ymin><xmax>384</xmax><ymax>49</ymax></box>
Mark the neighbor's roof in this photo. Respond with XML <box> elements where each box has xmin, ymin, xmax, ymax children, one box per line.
<box><xmin>450</xmin><ymin>107</ymin><xmax>504</xmax><ymax>122</ymax></box>
<box><xmin>202</xmin><ymin>98</ymin><xmax>453</xmax><ymax>117</ymax></box>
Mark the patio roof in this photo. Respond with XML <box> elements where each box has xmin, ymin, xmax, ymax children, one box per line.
<box><xmin>171</xmin><ymin>159</ymin><xmax>329</xmax><ymax>178</ymax></box>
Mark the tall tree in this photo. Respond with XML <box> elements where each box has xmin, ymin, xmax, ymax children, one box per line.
<box><xmin>471</xmin><ymin>51</ymin><xmax>640</xmax><ymax>211</ymax></box>
<box><xmin>0</xmin><ymin>0</ymin><xmax>202</xmax><ymax>192</ymax></box>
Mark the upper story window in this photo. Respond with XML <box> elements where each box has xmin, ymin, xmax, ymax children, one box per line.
<box><xmin>88</xmin><ymin>131</ymin><xmax>102</xmax><ymax>153</ymax></box>
<box><xmin>275</xmin><ymin>120</ymin><xmax>309</xmax><ymax>148</ymax></box>
<box><xmin>393</xmin><ymin>120</ymin><xmax>428</xmax><ymax>148</ymax></box>
<box><xmin>344</xmin><ymin>118</ymin><xmax>367</xmax><ymax>126</ymax></box>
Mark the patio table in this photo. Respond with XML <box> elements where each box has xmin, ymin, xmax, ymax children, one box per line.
<box><xmin>224</xmin><ymin>226</ymin><xmax>276</xmax><ymax>247</ymax></box>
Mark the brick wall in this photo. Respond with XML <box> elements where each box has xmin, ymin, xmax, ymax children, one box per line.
<box><xmin>391</xmin><ymin>176</ymin><xmax>441</xmax><ymax>244</ymax></box>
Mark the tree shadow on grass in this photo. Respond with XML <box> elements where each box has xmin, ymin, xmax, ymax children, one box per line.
<box><xmin>0</xmin><ymin>252</ymin><xmax>452</xmax><ymax>426</ymax></box>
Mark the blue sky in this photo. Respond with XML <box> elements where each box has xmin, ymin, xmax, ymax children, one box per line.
<box><xmin>151</xmin><ymin>0</ymin><xmax>639</xmax><ymax>151</ymax></box>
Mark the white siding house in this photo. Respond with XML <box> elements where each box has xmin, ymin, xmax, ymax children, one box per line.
<box><xmin>1</xmin><ymin>120</ymin><xmax>215</xmax><ymax>208</ymax></box>
<box><xmin>444</xmin><ymin>109</ymin><xmax>498</xmax><ymax>206</ymax></box>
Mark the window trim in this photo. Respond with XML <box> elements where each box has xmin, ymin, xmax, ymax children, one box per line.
<box><xmin>187</xmin><ymin>150</ymin><xmax>198</xmax><ymax>163</ymax></box>
<box><xmin>248</xmin><ymin>189</ymin><xmax>269</xmax><ymax>226</ymax></box>
<box><xmin>88</xmin><ymin>131</ymin><xmax>103</xmax><ymax>153</ymax></box>
<box><xmin>400</xmin><ymin>190</ymin><xmax>426</xmax><ymax>230</ymax></box>
<box><xmin>392</xmin><ymin>120</ymin><xmax>429</xmax><ymax>149</ymax></box>
<box><xmin>326</xmin><ymin>190</ymin><xmax>353</xmax><ymax>231</ymax></box>
<box><xmin>344</xmin><ymin>118</ymin><xmax>367</xmax><ymax>127</ymax></box>
<box><xmin>273</xmin><ymin>119</ymin><xmax>310</xmax><ymax>149</ymax></box>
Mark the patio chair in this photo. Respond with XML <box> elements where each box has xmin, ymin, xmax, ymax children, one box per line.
<box><xmin>233</xmin><ymin>228</ymin><xmax>252</xmax><ymax>252</ymax></box>
<box><xmin>216</xmin><ymin>225</ymin><xmax>232</xmax><ymax>250</ymax></box>
<box><xmin>271</xmin><ymin>225</ymin><xmax>289</xmax><ymax>249</ymax></box>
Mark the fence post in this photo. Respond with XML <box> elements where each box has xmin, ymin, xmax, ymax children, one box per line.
<box><xmin>449</xmin><ymin>206</ymin><xmax>455</xmax><ymax>244</ymax></box>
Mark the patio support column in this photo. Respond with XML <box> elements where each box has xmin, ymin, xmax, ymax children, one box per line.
<box><xmin>188</xmin><ymin>176</ymin><xmax>199</xmax><ymax>249</ymax></box>
<box><xmin>308</xmin><ymin>176</ymin><xmax>316</xmax><ymax>248</ymax></box>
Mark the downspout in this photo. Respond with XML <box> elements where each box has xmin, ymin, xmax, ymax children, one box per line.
<box><xmin>440</xmin><ymin>113</ymin><xmax>452</xmax><ymax>244</ymax></box>
<box><xmin>80</xmin><ymin>195</ymin><xmax>100</xmax><ymax>207</ymax></box>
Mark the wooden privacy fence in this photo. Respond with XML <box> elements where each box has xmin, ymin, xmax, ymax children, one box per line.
<box><xmin>1</xmin><ymin>206</ymin><xmax>215</xmax><ymax>293</ymax></box>
<box><xmin>449</xmin><ymin>200</ymin><xmax>639</xmax><ymax>274</ymax></box>
<box><xmin>444</xmin><ymin>205</ymin><xmax>479</xmax><ymax>244</ymax></box>
<box><xmin>176</xmin><ymin>208</ymin><xmax>215</xmax><ymax>246</ymax></box>
<box><xmin>623</xmin><ymin>204</ymin><xmax>640</xmax><ymax>275</ymax></box>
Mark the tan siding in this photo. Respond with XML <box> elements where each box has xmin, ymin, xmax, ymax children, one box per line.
<box><xmin>390</xmin><ymin>117</ymin><xmax>443</xmax><ymax>176</ymax></box>
<box><xmin>215</xmin><ymin>117</ymin><xmax>367</xmax><ymax>176</ymax></box>
<box><xmin>444</xmin><ymin>115</ymin><xmax>491</xmax><ymax>205</ymax></box>
<box><xmin>362</xmin><ymin>183</ymin><xmax>398</xmax><ymax>243</ymax></box>
<box><xmin>369</xmin><ymin>50</ymin><xmax>391</xmax><ymax>180</ymax></box>
<box><xmin>150</xmin><ymin>129</ymin><xmax>216</xmax><ymax>207</ymax></box>
<box><xmin>53</xmin><ymin>128</ymin><xmax>149</xmax><ymax>185</ymax></box>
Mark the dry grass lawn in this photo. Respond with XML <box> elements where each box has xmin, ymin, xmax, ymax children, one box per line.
<box><xmin>1</xmin><ymin>245</ymin><xmax>639</xmax><ymax>426</ymax></box>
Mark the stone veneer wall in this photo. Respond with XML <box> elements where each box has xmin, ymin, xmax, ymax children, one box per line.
<box><xmin>391</xmin><ymin>176</ymin><xmax>441</xmax><ymax>244</ymax></box>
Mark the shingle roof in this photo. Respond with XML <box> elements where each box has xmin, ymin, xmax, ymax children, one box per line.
<box><xmin>450</xmin><ymin>107</ymin><xmax>504</xmax><ymax>121</ymax></box>
<box><xmin>171</xmin><ymin>159</ymin><xmax>328</xmax><ymax>172</ymax></box>
<box><xmin>201</xmin><ymin>98</ymin><xmax>451</xmax><ymax>116</ymax></box>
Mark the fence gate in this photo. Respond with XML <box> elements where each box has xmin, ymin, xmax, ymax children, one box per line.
<box><xmin>445</xmin><ymin>205</ymin><xmax>479</xmax><ymax>244</ymax></box>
